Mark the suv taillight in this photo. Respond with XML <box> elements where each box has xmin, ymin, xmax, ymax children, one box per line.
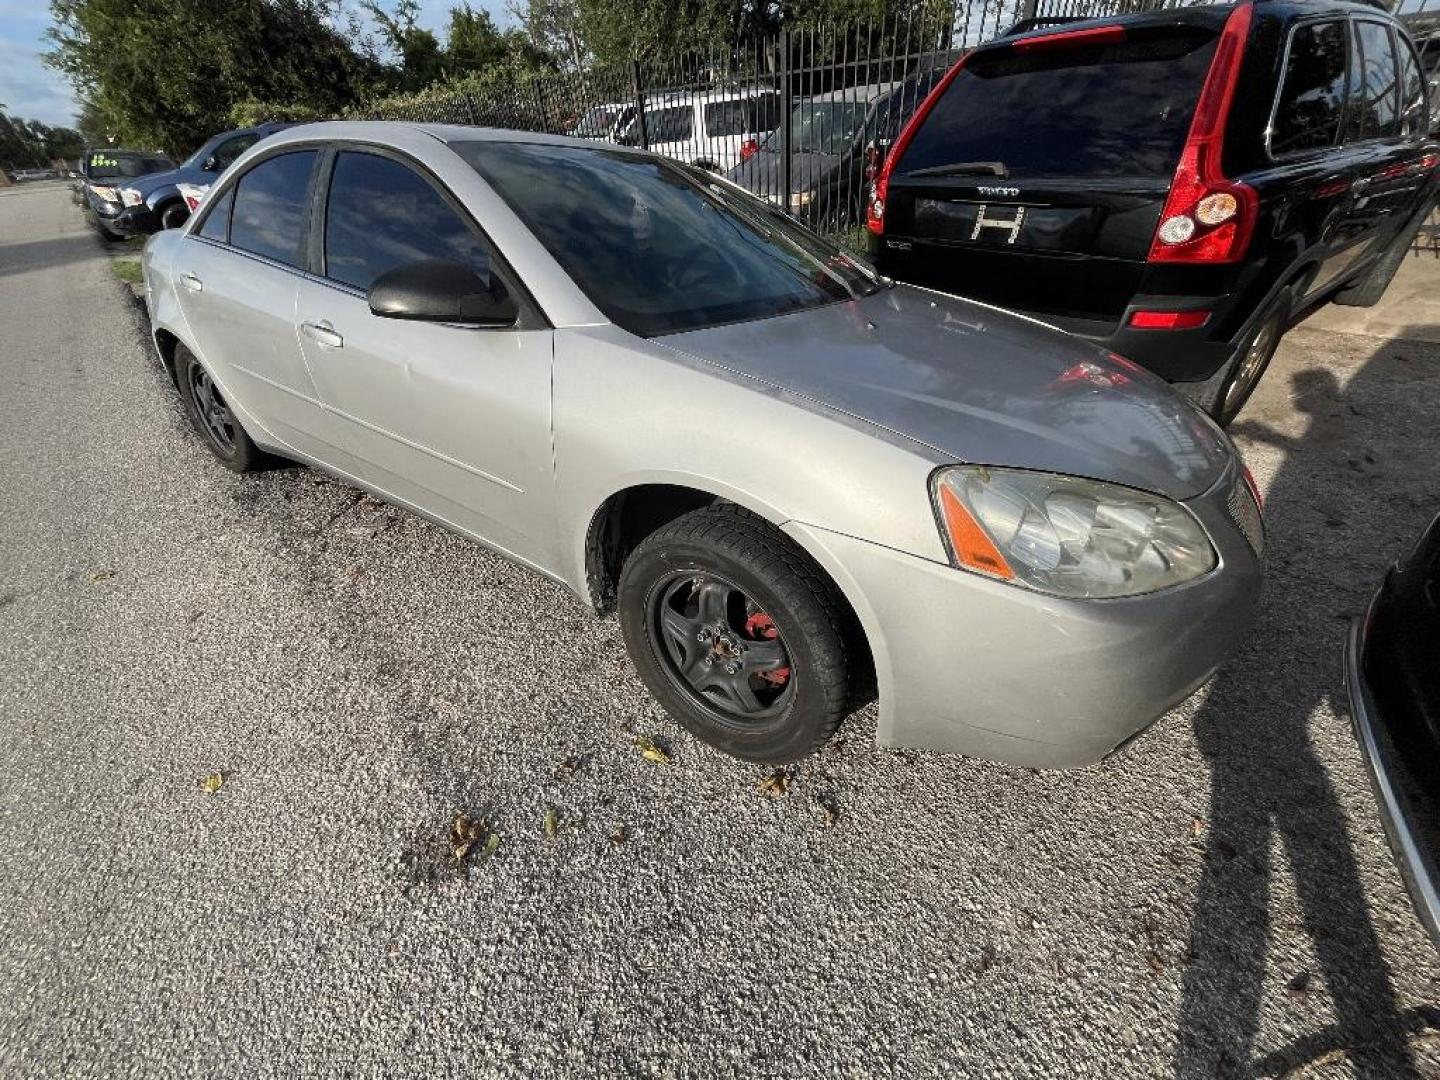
<box><xmin>1148</xmin><ymin>3</ymin><xmax>1256</xmax><ymax>264</ymax></box>
<box><xmin>867</xmin><ymin>53</ymin><xmax>971</xmax><ymax>236</ymax></box>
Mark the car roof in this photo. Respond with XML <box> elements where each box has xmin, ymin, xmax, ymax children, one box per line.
<box><xmin>269</xmin><ymin>120</ymin><xmax>631</xmax><ymax>153</ymax></box>
<box><xmin>995</xmin><ymin>0</ymin><xmax>1404</xmax><ymax>49</ymax></box>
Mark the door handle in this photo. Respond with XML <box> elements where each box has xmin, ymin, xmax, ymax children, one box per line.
<box><xmin>301</xmin><ymin>320</ymin><xmax>344</xmax><ymax>349</ymax></box>
<box><xmin>179</xmin><ymin>272</ymin><xmax>203</xmax><ymax>293</ymax></box>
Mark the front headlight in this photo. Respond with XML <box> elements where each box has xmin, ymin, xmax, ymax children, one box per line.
<box><xmin>90</xmin><ymin>184</ymin><xmax>119</xmax><ymax>203</ymax></box>
<box><xmin>120</xmin><ymin>187</ymin><xmax>143</xmax><ymax>207</ymax></box>
<box><xmin>931</xmin><ymin>466</ymin><xmax>1217</xmax><ymax>599</ymax></box>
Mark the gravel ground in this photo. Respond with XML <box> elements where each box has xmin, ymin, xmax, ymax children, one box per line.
<box><xmin>1</xmin><ymin>181</ymin><xmax>1438</xmax><ymax>1079</ymax></box>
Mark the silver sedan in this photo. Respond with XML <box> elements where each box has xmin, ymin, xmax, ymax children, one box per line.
<box><xmin>142</xmin><ymin>122</ymin><xmax>1264</xmax><ymax>767</ymax></box>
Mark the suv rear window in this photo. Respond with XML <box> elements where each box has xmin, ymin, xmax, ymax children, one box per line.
<box><xmin>894</xmin><ymin>28</ymin><xmax>1218</xmax><ymax>180</ymax></box>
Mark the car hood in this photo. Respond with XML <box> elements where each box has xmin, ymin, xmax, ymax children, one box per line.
<box><xmin>120</xmin><ymin>168</ymin><xmax>184</xmax><ymax>195</ymax></box>
<box><xmin>729</xmin><ymin>149</ymin><xmax>843</xmax><ymax>195</ymax></box>
<box><xmin>656</xmin><ymin>285</ymin><xmax>1232</xmax><ymax>500</ymax></box>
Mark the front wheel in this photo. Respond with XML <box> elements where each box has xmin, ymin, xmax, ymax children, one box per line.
<box><xmin>618</xmin><ymin>505</ymin><xmax>855</xmax><ymax>764</ymax></box>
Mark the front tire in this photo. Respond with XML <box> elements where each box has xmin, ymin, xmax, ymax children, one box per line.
<box><xmin>174</xmin><ymin>344</ymin><xmax>266</xmax><ymax>472</ymax></box>
<box><xmin>618</xmin><ymin>505</ymin><xmax>854</xmax><ymax>764</ymax></box>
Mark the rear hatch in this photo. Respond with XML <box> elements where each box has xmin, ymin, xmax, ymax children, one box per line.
<box><xmin>878</xmin><ymin>13</ymin><xmax>1228</xmax><ymax>326</ymax></box>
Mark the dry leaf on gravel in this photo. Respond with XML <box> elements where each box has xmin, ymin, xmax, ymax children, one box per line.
<box><xmin>816</xmin><ymin>793</ymin><xmax>840</xmax><ymax>826</ymax></box>
<box><xmin>199</xmin><ymin>771</ymin><xmax>225</xmax><ymax>795</ymax></box>
<box><xmin>90</xmin><ymin>569</ymin><xmax>116</xmax><ymax>582</ymax></box>
<box><xmin>1190</xmin><ymin>816</ymin><xmax>1205</xmax><ymax>837</ymax></box>
<box><xmin>556</xmin><ymin>755</ymin><xmax>586</xmax><ymax>778</ymax></box>
<box><xmin>610</xmin><ymin>826</ymin><xmax>627</xmax><ymax>844</ymax></box>
<box><xmin>758</xmin><ymin>770</ymin><xmax>790</xmax><ymax>798</ymax></box>
<box><xmin>543</xmin><ymin>808</ymin><xmax>559</xmax><ymax>837</ymax></box>
<box><xmin>484</xmin><ymin>832</ymin><xmax>501</xmax><ymax>855</ymax></box>
<box><xmin>635</xmin><ymin>735</ymin><xmax>670</xmax><ymax>764</ymax></box>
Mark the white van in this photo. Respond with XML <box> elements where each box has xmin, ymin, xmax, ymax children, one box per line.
<box><xmin>614</xmin><ymin>87</ymin><xmax>782</xmax><ymax>173</ymax></box>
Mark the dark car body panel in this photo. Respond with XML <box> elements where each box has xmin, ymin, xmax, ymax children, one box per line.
<box><xmin>874</xmin><ymin>1</ymin><xmax>1440</xmax><ymax>385</ymax></box>
<box><xmin>1346</xmin><ymin>513</ymin><xmax>1440</xmax><ymax>948</ymax></box>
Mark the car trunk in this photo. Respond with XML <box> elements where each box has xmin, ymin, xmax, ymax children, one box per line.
<box><xmin>880</xmin><ymin>19</ymin><xmax>1224</xmax><ymax>325</ymax></box>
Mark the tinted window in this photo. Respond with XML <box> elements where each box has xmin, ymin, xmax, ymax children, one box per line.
<box><xmin>211</xmin><ymin>134</ymin><xmax>260</xmax><ymax>170</ymax></box>
<box><xmin>324</xmin><ymin>151</ymin><xmax>502</xmax><ymax>294</ymax></box>
<box><xmin>649</xmin><ymin>105</ymin><xmax>694</xmax><ymax>142</ymax></box>
<box><xmin>1272</xmin><ymin>21</ymin><xmax>1348</xmax><ymax>154</ymax></box>
<box><xmin>895</xmin><ymin>29</ymin><xmax>1218</xmax><ymax>179</ymax></box>
<box><xmin>229</xmin><ymin>150</ymin><xmax>316</xmax><ymax>267</ymax></box>
<box><xmin>198</xmin><ymin>187</ymin><xmax>233</xmax><ymax>242</ymax></box>
<box><xmin>86</xmin><ymin>152</ymin><xmax>172</xmax><ymax>179</ymax></box>
<box><xmin>1349</xmin><ymin>20</ymin><xmax>1400</xmax><ymax>139</ymax></box>
<box><xmin>459</xmin><ymin>141</ymin><xmax>879</xmax><ymax>336</ymax></box>
<box><xmin>703</xmin><ymin>96</ymin><xmax>781</xmax><ymax>137</ymax></box>
<box><xmin>1397</xmin><ymin>33</ymin><xmax>1428</xmax><ymax>136</ymax></box>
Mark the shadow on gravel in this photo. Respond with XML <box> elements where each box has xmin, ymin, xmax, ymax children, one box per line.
<box><xmin>0</xmin><ymin>233</ymin><xmax>98</xmax><ymax>279</ymax></box>
<box><xmin>1176</xmin><ymin>332</ymin><xmax>1439</xmax><ymax>1078</ymax></box>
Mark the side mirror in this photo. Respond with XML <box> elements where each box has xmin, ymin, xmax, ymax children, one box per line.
<box><xmin>367</xmin><ymin>259</ymin><xmax>518</xmax><ymax>327</ymax></box>
<box><xmin>203</xmin><ymin>155</ymin><xmax>219</xmax><ymax>172</ymax></box>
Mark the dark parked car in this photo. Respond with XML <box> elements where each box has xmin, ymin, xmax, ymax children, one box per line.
<box><xmin>728</xmin><ymin>72</ymin><xmax>944</xmax><ymax>226</ymax></box>
<box><xmin>81</xmin><ymin>148</ymin><xmax>174</xmax><ymax>241</ymax></box>
<box><xmin>869</xmin><ymin>1</ymin><xmax>1439</xmax><ymax>424</ymax></box>
<box><xmin>1346</xmin><ymin>513</ymin><xmax>1440</xmax><ymax>948</ymax></box>
<box><xmin>110</xmin><ymin>122</ymin><xmax>292</xmax><ymax>236</ymax></box>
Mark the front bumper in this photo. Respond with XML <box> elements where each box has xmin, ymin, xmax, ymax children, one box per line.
<box><xmin>786</xmin><ymin>463</ymin><xmax>1263</xmax><ymax>768</ymax></box>
<box><xmin>1345</xmin><ymin>608</ymin><xmax>1440</xmax><ymax>947</ymax></box>
<box><xmin>112</xmin><ymin>203</ymin><xmax>159</xmax><ymax>236</ymax></box>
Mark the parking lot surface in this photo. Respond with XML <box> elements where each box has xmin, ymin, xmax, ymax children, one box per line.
<box><xmin>2</xmin><ymin>182</ymin><xmax>1438</xmax><ymax>1078</ymax></box>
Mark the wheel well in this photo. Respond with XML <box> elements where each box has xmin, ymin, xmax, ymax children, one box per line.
<box><xmin>584</xmin><ymin>485</ymin><xmax>877</xmax><ymax>706</ymax></box>
<box><xmin>153</xmin><ymin>328</ymin><xmax>180</xmax><ymax>383</ymax></box>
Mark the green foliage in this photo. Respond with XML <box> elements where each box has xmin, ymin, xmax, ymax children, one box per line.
<box><xmin>0</xmin><ymin>110</ymin><xmax>85</xmax><ymax>170</ymax></box>
<box><xmin>227</xmin><ymin>100</ymin><xmax>329</xmax><ymax>128</ymax></box>
<box><xmin>46</xmin><ymin>0</ymin><xmax>387</xmax><ymax>156</ymax></box>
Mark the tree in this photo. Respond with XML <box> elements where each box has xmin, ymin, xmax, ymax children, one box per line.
<box><xmin>46</xmin><ymin>0</ymin><xmax>387</xmax><ymax>155</ymax></box>
<box><xmin>362</xmin><ymin>0</ymin><xmax>447</xmax><ymax>89</ymax></box>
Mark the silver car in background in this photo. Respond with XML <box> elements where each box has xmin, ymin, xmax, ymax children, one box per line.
<box><xmin>142</xmin><ymin>122</ymin><xmax>1264</xmax><ymax>767</ymax></box>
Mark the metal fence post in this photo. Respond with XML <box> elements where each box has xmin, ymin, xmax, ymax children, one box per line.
<box><xmin>779</xmin><ymin>29</ymin><xmax>793</xmax><ymax>205</ymax></box>
<box><xmin>631</xmin><ymin>58</ymin><xmax>650</xmax><ymax>151</ymax></box>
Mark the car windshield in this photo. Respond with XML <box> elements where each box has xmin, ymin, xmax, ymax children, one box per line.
<box><xmin>458</xmin><ymin>140</ymin><xmax>881</xmax><ymax>337</ymax></box>
<box><xmin>87</xmin><ymin>152</ymin><xmax>172</xmax><ymax>180</ymax></box>
<box><xmin>771</xmin><ymin>101</ymin><xmax>872</xmax><ymax>154</ymax></box>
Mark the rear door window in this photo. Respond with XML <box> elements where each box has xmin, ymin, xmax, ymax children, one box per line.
<box><xmin>894</xmin><ymin>28</ymin><xmax>1218</xmax><ymax>179</ymax></box>
<box><xmin>1271</xmin><ymin>20</ymin><xmax>1349</xmax><ymax>156</ymax></box>
<box><xmin>704</xmin><ymin>99</ymin><xmax>750</xmax><ymax>137</ymax></box>
<box><xmin>197</xmin><ymin>187</ymin><xmax>233</xmax><ymax>242</ymax></box>
<box><xmin>1396</xmin><ymin>32</ymin><xmax>1428</xmax><ymax>136</ymax></box>
<box><xmin>228</xmin><ymin>150</ymin><xmax>317</xmax><ymax>268</ymax></box>
<box><xmin>649</xmin><ymin>105</ymin><xmax>694</xmax><ymax>142</ymax></box>
<box><xmin>1347</xmin><ymin>20</ymin><xmax>1401</xmax><ymax>140</ymax></box>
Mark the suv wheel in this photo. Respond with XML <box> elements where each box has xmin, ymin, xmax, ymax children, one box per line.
<box><xmin>1183</xmin><ymin>292</ymin><xmax>1290</xmax><ymax>426</ymax></box>
<box><xmin>174</xmin><ymin>344</ymin><xmax>267</xmax><ymax>472</ymax></box>
<box><xmin>618</xmin><ymin>505</ymin><xmax>854</xmax><ymax>764</ymax></box>
<box><xmin>159</xmin><ymin>201</ymin><xmax>190</xmax><ymax>230</ymax></box>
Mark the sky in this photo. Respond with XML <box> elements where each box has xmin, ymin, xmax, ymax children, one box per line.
<box><xmin>0</xmin><ymin>0</ymin><xmax>512</xmax><ymax>129</ymax></box>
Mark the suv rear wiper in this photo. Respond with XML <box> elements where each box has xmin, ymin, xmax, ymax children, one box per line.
<box><xmin>904</xmin><ymin>160</ymin><xmax>1009</xmax><ymax>179</ymax></box>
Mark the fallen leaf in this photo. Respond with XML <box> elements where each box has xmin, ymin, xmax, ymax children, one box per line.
<box><xmin>635</xmin><ymin>735</ymin><xmax>670</xmax><ymax>764</ymax></box>
<box><xmin>199</xmin><ymin>771</ymin><xmax>225</xmax><ymax>795</ymax></box>
<box><xmin>452</xmin><ymin>813</ymin><xmax>485</xmax><ymax>843</ymax></box>
<box><xmin>758</xmin><ymin>770</ymin><xmax>789</xmax><ymax>798</ymax></box>
<box><xmin>484</xmin><ymin>832</ymin><xmax>501</xmax><ymax>855</ymax></box>
<box><xmin>556</xmin><ymin>754</ymin><xmax>585</xmax><ymax>778</ymax></box>
<box><xmin>816</xmin><ymin>793</ymin><xmax>840</xmax><ymax>826</ymax></box>
<box><xmin>452</xmin><ymin>840</ymin><xmax>473</xmax><ymax>861</ymax></box>
<box><xmin>543</xmin><ymin>808</ymin><xmax>559</xmax><ymax>837</ymax></box>
<box><xmin>1190</xmin><ymin>816</ymin><xmax>1205</xmax><ymax>838</ymax></box>
<box><xmin>90</xmin><ymin>569</ymin><xmax>116</xmax><ymax>582</ymax></box>
<box><xmin>610</xmin><ymin>826</ymin><xmax>627</xmax><ymax>844</ymax></box>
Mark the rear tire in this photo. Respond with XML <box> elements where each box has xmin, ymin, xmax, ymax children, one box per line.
<box><xmin>618</xmin><ymin>504</ymin><xmax>853</xmax><ymax>764</ymax></box>
<box><xmin>1180</xmin><ymin>291</ymin><xmax>1291</xmax><ymax>427</ymax></box>
<box><xmin>1333</xmin><ymin>199</ymin><xmax>1432</xmax><ymax>308</ymax></box>
<box><xmin>174</xmin><ymin>344</ymin><xmax>267</xmax><ymax>472</ymax></box>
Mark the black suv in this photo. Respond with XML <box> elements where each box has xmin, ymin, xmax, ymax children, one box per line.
<box><xmin>868</xmin><ymin>0</ymin><xmax>1439</xmax><ymax>423</ymax></box>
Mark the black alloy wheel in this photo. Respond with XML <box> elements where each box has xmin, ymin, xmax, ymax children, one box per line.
<box><xmin>650</xmin><ymin>571</ymin><xmax>796</xmax><ymax>723</ymax></box>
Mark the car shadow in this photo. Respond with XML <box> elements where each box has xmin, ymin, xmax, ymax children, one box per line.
<box><xmin>1175</xmin><ymin>330</ymin><xmax>1440</xmax><ymax>1077</ymax></box>
<box><xmin>0</xmin><ymin>233</ymin><xmax>114</xmax><ymax>280</ymax></box>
